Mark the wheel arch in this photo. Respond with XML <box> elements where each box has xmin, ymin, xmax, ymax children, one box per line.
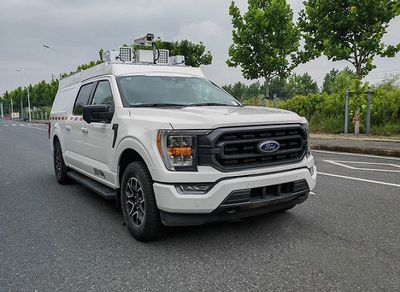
<box><xmin>118</xmin><ymin>148</ymin><xmax>148</xmax><ymax>185</ymax></box>
<box><xmin>113</xmin><ymin>137</ymin><xmax>156</xmax><ymax>184</ymax></box>
<box><xmin>51</xmin><ymin>125</ymin><xmax>63</xmax><ymax>153</ymax></box>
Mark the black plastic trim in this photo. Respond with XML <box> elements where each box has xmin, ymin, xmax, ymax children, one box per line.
<box><xmin>160</xmin><ymin>192</ymin><xmax>309</xmax><ymax>227</ymax></box>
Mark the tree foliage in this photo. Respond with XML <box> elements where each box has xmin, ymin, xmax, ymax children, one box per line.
<box><xmin>222</xmin><ymin>73</ymin><xmax>319</xmax><ymax>101</ymax></box>
<box><xmin>156</xmin><ymin>40</ymin><xmax>212</xmax><ymax>67</ymax></box>
<box><xmin>286</xmin><ymin>73</ymin><xmax>319</xmax><ymax>97</ymax></box>
<box><xmin>299</xmin><ymin>0</ymin><xmax>400</xmax><ymax>78</ymax></box>
<box><xmin>1</xmin><ymin>79</ymin><xmax>59</xmax><ymax>115</ymax></box>
<box><xmin>322</xmin><ymin>68</ymin><xmax>356</xmax><ymax>94</ymax></box>
<box><xmin>227</xmin><ymin>0</ymin><xmax>300</xmax><ymax>98</ymax></box>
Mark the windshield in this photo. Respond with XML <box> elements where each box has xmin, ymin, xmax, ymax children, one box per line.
<box><xmin>116</xmin><ymin>76</ymin><xmax>241</xmax><ymax>107</ymax></box>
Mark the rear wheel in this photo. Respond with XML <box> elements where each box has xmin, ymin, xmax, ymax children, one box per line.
<box><xmin>121</xmin><ymin>161</ymin><xmax>163</xmax><ymax>241</ymax></box>
<box><xmin>53</xmin><ymin>141</ymin><xmax>70</xmax><ymax>184</ymax></box>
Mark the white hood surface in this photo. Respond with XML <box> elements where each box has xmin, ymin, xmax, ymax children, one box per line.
<box><xmin>130</xmin><ymin>106</ymin><xmax>306</xmax><ymax>129</ymax></box>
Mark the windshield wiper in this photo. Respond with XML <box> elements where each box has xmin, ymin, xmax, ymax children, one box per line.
<box><xmin>132</xmin><ymin>103</ymin><xmax>188</xmax><ymax>108</ymax></box>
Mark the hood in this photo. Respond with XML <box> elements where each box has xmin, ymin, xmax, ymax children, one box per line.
<box><xmin>129</xmin><ymin>106</ymin><xmax>306</xmax><ymax>129</ymax></box>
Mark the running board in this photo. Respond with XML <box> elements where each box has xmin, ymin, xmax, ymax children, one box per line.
<box><xmin>67</xmin><ymin>171</ymin><xmax>117</xmax><ymax>200</ymax></box>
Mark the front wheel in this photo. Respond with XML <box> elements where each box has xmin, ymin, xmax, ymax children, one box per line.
<box><xmin>121</xmin><ymin>161</ymin><xmax>163</xmax><ymax>241</ymax></box>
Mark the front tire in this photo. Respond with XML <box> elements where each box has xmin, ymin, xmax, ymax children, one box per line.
<box><xmin>53</xmin><ymin>141</ymin><xmax>70</xmax><ymax>185</ymax></box>
<box><xmin>121</xmin><ymin>161</ymin><xmax>163</xmax><ymax>241</ymax></box>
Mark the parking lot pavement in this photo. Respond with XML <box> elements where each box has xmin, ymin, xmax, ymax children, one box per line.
<box><xmin>1</xmin><ymin>121</ymin><xmax>399</xmax><ymax>291</ymax></box>
<box><xmin>314</xmin><ymin>150</ymin><xmax>400</xmax><ymax>186</ymax></box>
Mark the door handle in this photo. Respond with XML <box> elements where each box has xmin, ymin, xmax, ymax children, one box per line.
<box><xmin>80</xmin><ymin>126</ymin><xmax>88</xmax><ymax>133</ymax></box>
<box><xmin>65</xmin><ymin>125</ymin><xmax>72</xmax><ymax>131</ymax></box>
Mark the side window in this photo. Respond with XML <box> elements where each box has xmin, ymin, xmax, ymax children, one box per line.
<box><xmin>73</xmin><ymin>83</ymin><xmax>93</xmax><ymax>115</ymax></box>
<box><xmin>92</xmin><ymin>81</ymin><xmax>114</xmax><ymax>109</ymax></box>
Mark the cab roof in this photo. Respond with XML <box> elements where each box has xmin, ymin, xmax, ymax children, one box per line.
<box><xmin>58</xmin><ymin>62</ymin><xmax>205</xmax><ymax>90</ymax></box>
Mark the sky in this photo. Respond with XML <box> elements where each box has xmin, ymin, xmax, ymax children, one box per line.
<box><xmin>0</xmin><ymin>0</ymin><xmax>399</xmax><ymax>94</ymax></box>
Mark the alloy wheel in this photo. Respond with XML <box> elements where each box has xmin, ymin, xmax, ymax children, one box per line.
<box><xmin>125</xmin><ymin>177</ymin><xmax>145</xmax><ymax>226</ymax></box>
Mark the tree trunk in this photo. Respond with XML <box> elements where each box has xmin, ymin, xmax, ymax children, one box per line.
<box><xmin>264</xmin><ymin>77</ymin><xmax>270</xmax><ymax>102</ymax></box>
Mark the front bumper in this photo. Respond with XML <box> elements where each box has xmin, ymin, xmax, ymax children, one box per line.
<box><xmin>153</xmin><ymin>165</ymin><xmax>317</xmax><ymax>218</ymax></box>
<box><xmin>160</xmin><ymin>192</ymin><xmax>309</xmax><ymax>226</ymax></box>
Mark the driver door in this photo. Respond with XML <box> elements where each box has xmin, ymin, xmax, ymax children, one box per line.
<box><xmin>81</xmin><ymin>79</ymin><xmax>115</xmax><ymax>185</ymax></box>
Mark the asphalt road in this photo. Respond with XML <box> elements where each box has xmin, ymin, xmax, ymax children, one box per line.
<box><xmin>1</xmin><ymin>119</ymin><xmax>399</xmax><ymax>291</ymax></box>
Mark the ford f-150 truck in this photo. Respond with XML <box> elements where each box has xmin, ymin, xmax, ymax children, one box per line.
<box><xmin>50</xmin><ymin>40</ymin><xmax>317</xmax><ymax>241</ymax></box>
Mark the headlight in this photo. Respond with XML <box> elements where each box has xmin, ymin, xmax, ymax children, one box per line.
<box><xmin>302</xmin><ymin>122</ymin><xmax>311</xmax><ymax>157</ymax></box>
<box><xmin>157</xmin><ymin>130</ymin><xmax>208</xmax><ymax>171</ymax></box>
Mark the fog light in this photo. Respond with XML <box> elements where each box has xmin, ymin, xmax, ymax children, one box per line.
<box><xmin>176</xmin><ymin>184</ymin><xmax>213</xmax><ymax>194</ymax></box>
<box><xmin>308</xmin><ymin>166</ymin><xmax>315</xmax><ymax>176</ymax></box>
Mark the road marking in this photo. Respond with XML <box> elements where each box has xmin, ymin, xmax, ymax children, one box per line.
<box><xmin>3</xmin><ymin>121</ymin><xmax>47</xmax><ymax>131</ymax></box>
<box><xmin>329</xmin><ymin>160</ymin><xmax>400</xmax><ymax>167</ymax></box>
<box><xmin>27</xmin><ymin>126</ymin><xmax>47</xmax><ymax>131</ymax></box>
<box><xmin>318</xmin><ymin>171</ymin><xmax>400</xmax><ymax>188</ymax></box>
<box><xmin>313</xmin><ymin>150</ymin><xmax>400</xmax><ymax>161</ymax></box>
<box><xmin>324</xmin><ymin>160</ymin><xmax>400</xmax><ymax>173</ymax></box>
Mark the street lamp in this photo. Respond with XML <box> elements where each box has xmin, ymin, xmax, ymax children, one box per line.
<box><xmin>43</xmin><ymin>44</ymin><xmax>60</xmax><ymax>80</ymax></box>
<box><xmin>43</xmin><ymin>44</ymin><xmax>58</xmax><ymax>53</ymax></box>
<box><xmin>16</xmin><ymin>69</ymin><xmax>32</xmax><ymax>122</ymax></box>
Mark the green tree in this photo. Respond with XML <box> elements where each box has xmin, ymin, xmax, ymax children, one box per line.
<box><xmin>269</xmin><ymin>77</ymin><xmax>289</xmax><ymax>99</ymax></box>
<box><xmin>156</xmin><ymin>39</ymin><xmax>212</xmax><ymax>67</ymax></box>
<box><xmin>223</xmin><ymin>82</ymin><xmax>247</xmax><ymax>101</ymax></box>
<box><xmin>323</xmin><ymin>68</ymin><xmax>355</xmax><ymax>94</ymax></box>
<box><xmin>299</xmin><ymin>0</ymin><xmax>400</xmax><ymax>78</ymax></box>
<box><xmin>286</xmin><ymin>73</ymin><xmax>319</xmax><ymax>97</ymax></box>
<box><xmin>227</xmin><ymin>0</ymin><xmax>300</xmax><ymax>99</ymax></box>
<box><xmin>322</xmin><ymin>69</ymin><xmax>339</xmax><ymax>94</ymax></box>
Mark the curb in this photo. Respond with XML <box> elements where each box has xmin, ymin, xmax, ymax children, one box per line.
<box><xmin>310</xmin><ymin>135</ymin><xmax>400</xmax><ymax>143</ymax></box>
<box><xmin>311</xmin><ymin>144</ymin><xmax>400</xmax><ymax>157</ymax></box>
<box><xmin>30</xmin><ymin>120</ymin><xmax>49</xmax><ymax>125</ymax></box>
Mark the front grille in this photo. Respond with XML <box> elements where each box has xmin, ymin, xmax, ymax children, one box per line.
<box><xmin>198</xmin><ymin>125</ymin><xmax>307</xmax><ymax>171</ymax></box>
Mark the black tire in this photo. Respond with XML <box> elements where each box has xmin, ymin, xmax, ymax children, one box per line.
<box><xmin>53</xmin><ymin>140</ymin><xmax>70</xmax><ymax>185</ymax></box>
<box><xmin>121</xmin><ymin>161</ymin><xmax>164</xmax><ymax>241</ymax></box>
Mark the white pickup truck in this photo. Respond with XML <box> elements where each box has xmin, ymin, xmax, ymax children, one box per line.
<box><xmin>49</xmin><ymin>45</ymin><xmax>316</xmax><ymax>241</ymax></box>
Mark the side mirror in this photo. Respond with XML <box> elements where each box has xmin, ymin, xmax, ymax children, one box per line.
<box><xmin>83</xmin><ymin>105</ymin><xmax>114</xmax><ymax>124</ymax></box>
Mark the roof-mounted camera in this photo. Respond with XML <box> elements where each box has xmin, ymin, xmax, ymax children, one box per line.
<box><xmin>133</xmin><ymin>33</ymin><xmax>155</xmax><ymax>46</ymax></box>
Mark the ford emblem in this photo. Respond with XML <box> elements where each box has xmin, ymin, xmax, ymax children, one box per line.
<box><xmin>258</xmin><ymin>140</ymin><xmax>280</xmax><ymax>153</ymax></box>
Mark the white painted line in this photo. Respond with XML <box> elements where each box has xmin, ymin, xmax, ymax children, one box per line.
<box><xmin>26</xmin><ymin>126</ymin><xmax>47</xmax><ymax>131</ymax></box>
<box><xmin>313</xmin><ymin>150</ymin><xmax>400</xmax><ymax>161</ymax></box>
<box><xmin>330</xmin><ymin>160</ymin><xmax>400</xmax><ymax>168</ymax></box>
<box><xmin>324</xmin><ymin>160</ymin><xmax>357</xmax><ymax>169</ymax></box>
<box><xmin>318</xmin><ymin>171</ymin><xmax>400</xmax><ymax>188</ymax></box>
<box><xmin>324</xmin><ymin>160</ymin><xmax>400</xmax><ymax>173</ymax></box>
<box><xmin>27</xmin><ymin>124</ymin><xmax>47</xmax><ymax>130</ymax></box>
